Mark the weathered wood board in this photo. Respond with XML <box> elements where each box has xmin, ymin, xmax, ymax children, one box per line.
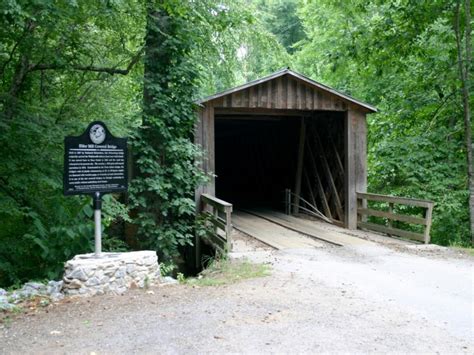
<box><xmin>232</xmin><ymin>211</ymin><xmax>325</xmax><ymax>250</ymax></box>
<box><xmin>246</xmin><ymin>210</ymin><xmax>373</xmax><ymax>247</ymax></box>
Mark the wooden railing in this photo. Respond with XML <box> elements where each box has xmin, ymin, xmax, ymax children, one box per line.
<box><xmin>201</xmin><ymin>193</ymin><xmax>233</xmax><ymax>252</ymax></box>
<box><xmin>356</xmin><ymin>192</ymin><xmax>434</xmax><ymax>244</ymax></box>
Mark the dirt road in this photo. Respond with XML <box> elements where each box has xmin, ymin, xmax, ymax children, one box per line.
<box><xmin>1</xmin><ymin>241</ymin><xmax>473</xmax><ymax>354</ymax></box>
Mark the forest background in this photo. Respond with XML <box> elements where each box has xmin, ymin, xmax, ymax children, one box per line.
<box><xmin>0</xmin><ymin>0</ymin><xmax>472</xmax><ymax>287</ymax></box>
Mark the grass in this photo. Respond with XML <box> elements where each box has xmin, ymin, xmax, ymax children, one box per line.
<box><xmin>184</xmin><ymin>258</ymin><xmax>271</xmax><ymax>287</ymax></box>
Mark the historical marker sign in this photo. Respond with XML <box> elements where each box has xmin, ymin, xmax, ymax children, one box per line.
<box><xmin>64</xmin><ymin>121</ymin><xmax>128</xmax><ymax>196</ymax></box>
<box><xmin>64</xmin><ymin>121</ymin><xmax>128</xmax><ymax>256</ymax></box>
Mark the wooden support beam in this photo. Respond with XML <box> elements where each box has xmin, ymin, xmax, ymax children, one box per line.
<box><xmin>293</xmin><ymin>117</ymin><xmax>306</xmax><ymax>214</ymax></box>
<box><xmin>313</xmin><ymin>129</ymin><xmax>344</xmax><ymax>221</ymax></box>
<box><xmin>304</xmin><ymin>170</ymin><xmax>317</xmax><ymax>208</ymax></box>
<box><xmin>305</xmin><ymin>140</ymin><xmax>333</xmax><ymax>219</ymax></box>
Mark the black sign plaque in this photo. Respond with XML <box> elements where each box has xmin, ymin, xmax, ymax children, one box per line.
<box><xmin>64</xmin><ymin>121</ymin><xmax>128</xmax><ymax>196</ymax></box>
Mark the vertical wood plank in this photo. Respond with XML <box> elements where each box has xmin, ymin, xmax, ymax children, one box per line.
<box><xmin>267</xmin><ymin>80</ymin><xmax>273</xmax><ymax>108</ymax></box>
<box><xmin>236</xmin><ymin>91</ymin><xmax>242</xmax><ymax>107</ymax></box>
<box><xmin>243</xmin><ymin>88</ymin><xmax>250</xmax><ymax>107</ymax></box>
<box><xmin>249</xmin><ymin>85</ymin><xmax>255</xmax><ymax>108</ymax></box>
<box><xmin>354</xmin><ymin>107</ymin><xmax>367</xmax><ymax>201</ymax></box>
<box><xmin>276</xmin><ymin>76</ymin><xmax>283</xmax><ymax>109</ymax></box>
<box><xmin>305</xmin><ymin>85</ymin><xmax>313</xmax><ymax>110</ymax></box>
<box><xmin>312</xmin><ymin>88</ymin><xmax>318</xmax><ymax>110</ymax></box>
<box><xmin>257</xmin><ymin>83</ymin><xmax>263</xmax><ymax>107</ymax></box>
<box><xmin>293</xmin><ymin>117</ymin><xmax>306</xmax><ymax>214</ymax></box>
<box><xmin>288</xmin><ymin>78</ymin><xmax>296</xmax><ymax>109</ymax></box>
<box><xmin>194</xmin><ymin>107</ymin><xmax>206</xmax><ymax>268</ymax></box>
<box><xmin>317</xmin><ymin>90</ymin><xmax>323</xmax><ymax>109</ymax></box>
<box><xmin>207</xmin><ymin>103</ymin><xmax>215</xmax><ymax>195</ymax></box>
<box><xmin>271</xmin><ymin>78</ymin><xmax>278</xmax><ymax>108</ymax></box>
<box><xmin>323</xmin><ymin>93</ymin><xmax>331</xmax><ymax>110</ymax></box>
<box><xmin>345</xmin><ymin>109</ymin><xmax>357</xmax><ymax>229</ymax></box>
<box><xmin>296</xmin><ymin>81</ymin><xmax>302</xmax><ymax>110</ymax></box>
<box><xmin>225</xmin><ymin>206</ymin><xmax>233</xmax><ymax>251</ymax></box>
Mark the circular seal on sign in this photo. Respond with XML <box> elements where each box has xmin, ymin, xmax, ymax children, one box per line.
<box><xmin>89</xmin><ymin>124</ymin><xmax>106</xmax><ymax>144</ymax></box>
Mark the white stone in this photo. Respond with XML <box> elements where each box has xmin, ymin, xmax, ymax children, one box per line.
<box><xmin>47</xmin><ymin>280</ymin><xmax>63</xmax><ymax>295</ymax></box>
<box><xmin>62</xmin><ymin>251</ymin><xmax>159</xmax><ymax>297</ymax></box>
<box><xmin>67</xmin><ymin>267</ymin><xmax>88</xmax><ymax>281</ymax></box>
<box><xmin>85</xmin><ymin>277</ymin><xmax>100</xmax><ymax>287</ymax></box>
<box><xmin>162</xmin><ymin>276</ymin><xmax>178</xmax><ymax>285</ymax></box>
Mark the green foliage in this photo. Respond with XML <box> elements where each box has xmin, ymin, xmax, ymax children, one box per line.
<box><xmin>256</xmin><ymin>0</ymin><xmax>306</xmax><ymax>54</ymax></box>
<box><xmin>0</xmin><ymin>0</ymin><xmax>142</xmax><ymax>286</ymax></box>
<box><xmin>159</xmin><ymin>261</ymin><xmax>177</xmax><ymax>277</ymax></box>
<box><xmin>129</xmin><ymin>2</ymin><xmax>206</xmax><ymax>262</ymax></box>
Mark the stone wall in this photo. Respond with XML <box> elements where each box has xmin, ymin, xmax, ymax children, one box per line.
<box><xmin>62</xmin><ymin>251</ymin><xmax>159</xmax><ymax>296</ymax></box>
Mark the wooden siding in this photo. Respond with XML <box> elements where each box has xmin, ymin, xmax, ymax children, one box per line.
<box><xmin>345</xmin><ymin>108</ymin><xmax>367</xmax><ymax>229</ymax></box>
<box><xmin>210</xmin><ymin>75</ymin><xmax>348</xmax><ymax>112</ymax></box>
<box><xmin>195</xmin><ymin>75</ymin><xmax>370</xmax><ymax>230</ymax></box>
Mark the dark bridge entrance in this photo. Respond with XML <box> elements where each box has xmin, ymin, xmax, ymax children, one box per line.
<box><xmin>215</xmin><ymin>111</ymin><xmax>346</xmax><ymax>221</ymax></box>
<box><xmin>215</xmin><ymin>116</ymin><xmax>299</xmax><ymax>209</ymax></box>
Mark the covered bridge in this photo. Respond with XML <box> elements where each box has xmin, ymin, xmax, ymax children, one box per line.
<box><xmin>195</xmin><ymin>68</ymin><xmax>375</xmax><ymax>226</ymax></box>
<box><xmin>191</xmin><ymin>69</ymin><xmax>433</xmax><ymax>265</ymax></box>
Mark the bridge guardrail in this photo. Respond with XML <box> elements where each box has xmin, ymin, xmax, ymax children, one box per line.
<box><xmin>201</xmin><ymin>193</ymin><xmax>233</xmax><ymax>253</ymax></box>
<box><xmin>356</xmin><ymin>192</ymin><xmax>434</xmax><ymax>244</ymax></box>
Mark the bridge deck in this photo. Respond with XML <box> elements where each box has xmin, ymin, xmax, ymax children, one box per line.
<box><xmin>234</xmin><ymin>209</ymin><xmax>374</xmax><ymax>248</ymax></box>
<box><xmin>232</xmin><ymin>211</ymin><xmax>325</xmax><ymax>250</ymax></box>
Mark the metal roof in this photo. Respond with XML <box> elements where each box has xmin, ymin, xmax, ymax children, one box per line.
<box><xmin>196</xmin><ymin>68</ymin><xmax>377</xmax><ymax>113</ymax></box>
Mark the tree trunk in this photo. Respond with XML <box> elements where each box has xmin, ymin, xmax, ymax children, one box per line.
<box><xmin>455</xmin><ymin>0</ymin><xmax>474</xmax><ymax>244</ymax></box>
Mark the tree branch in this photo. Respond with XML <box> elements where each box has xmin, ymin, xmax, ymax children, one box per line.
<box><xmin>30</xmin><ymin>49</ymin><xmax>143</xmax><ymax>76</ymax></box>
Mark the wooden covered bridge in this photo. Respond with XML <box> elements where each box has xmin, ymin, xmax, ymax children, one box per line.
<box><xmin>191</xmin><ymin>69</ymin><xmax>434</xmax><ymax>266</ymax></box>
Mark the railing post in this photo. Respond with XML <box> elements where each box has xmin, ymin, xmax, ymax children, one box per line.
<box><xmin>424</xmin><ymin>203</ymin><xmax>433</xmax><ymax>244</ymax></box>
<box><xmin>225</xmin><ymin>206</ymin><xmax>232</xmax><ymax>252</ymax></box>
<box><xmin>387</xmin><ymin>202</ymin><xmax>394</xmax><ymax>236</ymax></box>
<box><xmin>285</xmin><ymin>189</ymin><xmax>292</xmax><ymax>215</ymax></box>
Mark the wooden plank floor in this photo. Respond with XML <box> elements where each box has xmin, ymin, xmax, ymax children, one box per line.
<box><xmin>244</xmin><ymin>209</ymin><xmax>374</xmax><ymax>247</ymax></box>
<box><xmin>232</xmin><ymin>211</ymin><xmax>325</xmax><ymax>250</ymax></box>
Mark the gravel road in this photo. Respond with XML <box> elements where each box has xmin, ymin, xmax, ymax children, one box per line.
<box><xmin>1</xmin><ymin>240</ymin><xmax>473</xmax><ymax>354</ymax></box>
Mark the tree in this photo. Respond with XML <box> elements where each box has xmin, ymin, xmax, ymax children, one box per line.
<box><xmin>454</xmin><ymin>0</ymin><xmax>473</xmax><ymax>244</ymax></box>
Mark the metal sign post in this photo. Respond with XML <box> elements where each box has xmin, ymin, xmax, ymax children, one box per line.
<box><xmin>63</xmin><ymin>121</ymin><xmax>128</xmax><ymax>258</ymax></box>
<box><xmin>93</xmin><ymin>192</ymin><xmax>102</xmax><ymax>256</ymax></box>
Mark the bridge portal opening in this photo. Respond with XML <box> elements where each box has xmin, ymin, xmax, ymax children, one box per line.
<box><xmin>215</xmin><ymin>111</ymin><xmax>346</xmax><ymax>223</ymax></box>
